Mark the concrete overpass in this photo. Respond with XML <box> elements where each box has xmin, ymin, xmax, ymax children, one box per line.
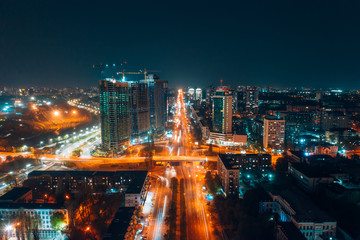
<box><xmin>39</xmin><ymin>154</ymin><xmax>218</xmax><ymax>163</ymax></box>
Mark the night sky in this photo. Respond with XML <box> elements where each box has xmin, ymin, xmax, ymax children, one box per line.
<box><xmin>0</xmin><ymin>0</ymin><xmax>360</xmax><ymax>89</ymax></box>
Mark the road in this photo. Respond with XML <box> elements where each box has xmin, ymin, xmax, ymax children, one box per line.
<box><xmin>180</xmin><ymin>165</ymin><xmax>211</xmax><ymax>240</ymax></box>
<box><xmin>56</xmin><ymin>128</ymin><xmax>100</xmax><ymax>157</ymax></box>
<box><xmin>148</xmin><ymin>168</ymin><xmax>175</xmax><ymax>240</ymax></box>
<box><xmin>144</xmin><ymin>89</ymin><xmax>215</xmax><ymax>240</ymax></box>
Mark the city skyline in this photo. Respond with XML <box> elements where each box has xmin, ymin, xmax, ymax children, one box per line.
<box><xmin>1</xmin><ymin>0</ymin><xmax>360</xmax><ymax>89</ymax></box>
<box><xmin>1</xmin><ymin>1</ymin><xmax>360</xmax><ymax>240</ymax></box>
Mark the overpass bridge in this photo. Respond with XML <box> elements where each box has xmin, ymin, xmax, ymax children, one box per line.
<box><xmin>38</xmin><ymin>154</ymin><xmax>218</xmax><ymax>163</ymax></box>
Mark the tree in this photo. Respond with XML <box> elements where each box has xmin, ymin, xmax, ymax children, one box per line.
<box><xmin>71</xmin><ymin>149</ymin><xmax>82</xmax><ymax>157</ymax></box>
<box><xmin>275</xmin><ymin>158</ymin><xmax>288</xmax><ymax>174</ymax></box>
<box><xmin>51</xmin><ymin>212</ymin><xmax>66</xmax><ymax>231</ymax></box>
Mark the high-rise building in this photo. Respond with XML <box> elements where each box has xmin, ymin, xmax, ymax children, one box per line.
<box><xmin>99</xmin><ymin>69</ymin><xmax>168</xmax><ymax>152</ymax></box>
<box><xmin>129</xmin><ymin>81</ymin><xmax>150</xmax><ymax>139</ymax></box>
<box><xmin>245</xmin><ymin>86</ymin><xmax>259</xmax><ymax>114</ymax></box>
<box><xmin>99</xmin><ymin>79</ymin><xmax>131</xmax><ymax>152</ymax></box>
<box><xmin>263</xmin><ymin>117</ymin><xmax>285</xmax><ymax>150</ymax></box>
<box><xmin>212</xmin><ymin>88</ymin><xmax>232</xmax><ymax>134</ymax></box>
<box><xmin>148</xmin><ymin>74</ymin><xmax>168</xmax><ymax>134</ymax></box>
<box><xmin>188</xmin><ymin>88</ymin><xmax>195</xmax><ymax>100</ymax></box>
<box><xmin>195</xmin><ymin>88</ymin><xmax>202</xmax><ymax>101</ymax></box>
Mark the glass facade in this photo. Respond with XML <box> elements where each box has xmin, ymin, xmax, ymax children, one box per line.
<box><xmin>213</xmin><ymin>97</ymin><xmax>224</xmax><ymax>133</ymax></box>
<box><xmin>99</xmin><ymin>73</ymin><xmax>168</xmax><ymax>151</ymax></box>
<box><xmin>99</xmin><ymin>80</ymin><xmax>130</xmax><ymax>152</ymax></box>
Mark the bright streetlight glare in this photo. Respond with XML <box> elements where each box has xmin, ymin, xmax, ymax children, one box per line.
<box><xmin>5</xmin><ymin>225</ymin><xmax>13</xmax><ymax>231</ymax></box>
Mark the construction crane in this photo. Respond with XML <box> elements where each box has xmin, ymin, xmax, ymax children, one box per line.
<box><xmin>116</xmin><ymin>68</ymin><xmax>161</xmax><ymax>82</ymax></box>
<box><xmin>93</xmin><ymin>62</ymin><xmax>160</xmax><ymax>82</ymax></box>
<box><xmin>93</xmin><ymin>62</ymin><xmax>128</xmax><ymax>80</ymax></box>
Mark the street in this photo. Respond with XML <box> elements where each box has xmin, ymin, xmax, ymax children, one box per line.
<box><xmin>144</xmin><ymin>89</ymin><xmax>215</xmax><ymax>240</ymax></box>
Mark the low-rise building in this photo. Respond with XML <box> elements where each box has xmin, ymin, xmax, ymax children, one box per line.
<box><xmin>0</xmin><ymin>187</ymin><xmax>68</xmax><ymax>239</ymax></box>
<box><xmin>28</xmin><ymin>170</ymin><xmax>149</xmax><ymax>207</ymax></box>
<box><xmin>276</xmin><ymin>222</ymin><xmax>307</xmax><ymax>240</ymax></box>
<box><xmin>260</xmin><ymin>190</ymin><xmax>337</xmax><ymax>240</ymax></box>
<box><xmin>208</xmin><ymin>132</ymin><xmax>247</xmax><ymax>146</ymax></box>
<box><xmin>0</xmin><ymin>203</ymin><xmax>68</xmax><ymax>239</ymax></box>
<box><xmin>288</xmin><ymin>163</ymin><xmax>334</xmax><ymax>191</ymax></box>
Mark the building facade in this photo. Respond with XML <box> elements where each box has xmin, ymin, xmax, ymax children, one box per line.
<box><xmin>212</xmin><ymin>88</ymin><xmax>232</xmax><ymax>134</ymax></box>
<box><xmin>245</xmin><ymin>86</ymin><xmax>259</xmax><ymax>114</ymax></box>
<box><xmin>28</xmin><ymin>171</ymin><xmax>149</xmax><ymax>207</ymax></box>
<box><xmin>260</xmin><ymin>190</ymin><xmax>336</xmax><ymax>240</ymax></box>
<box><xmin>148</xmin><ymin>75</ymin><xmax>168</xmax><ymax>135</ymax></box>
<box><xmin>218</xmin><ymin>154</ymin><xmax>272</xmax><ymax>195</ymax></box>
<box><xmin>99</xmin><ymin>72</ymin><xmax>168</xmax><ymax>152</ymax></box>
<box><xmin>99</xmin><ymin>79</ymin><xmax>131</xmax><ymax>153</ymax></box>
<box><xmin>263</xmin><ymin>117</ymin><xmax>285</xmax><ymax>150</ymax></box>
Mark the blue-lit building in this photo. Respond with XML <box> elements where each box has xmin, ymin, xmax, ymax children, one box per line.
<box><xmin>99</xmin><ymin>79</ymin><xmax>131</xmax><ymax>153</ymax></box>
<box><xmin>99</xmin><ymin>66</ymin><xmax>168</xmax><ymax>152</ymax></box>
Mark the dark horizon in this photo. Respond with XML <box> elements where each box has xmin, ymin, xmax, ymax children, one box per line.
<box><xmin>1</xmin><ymin>0</ymin><xmax>360</xmax><ymax>89</ymax></box>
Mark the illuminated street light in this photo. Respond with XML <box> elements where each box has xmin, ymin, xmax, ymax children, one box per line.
<box><xmin>53</xmin><ymin>110</ymin><xmax>60</xmax><ymax>116</ymax></box>
<box><xmin>5</xmin><ymin>225</ymin><xmax>13</xmax><ymax>231</ymax></box>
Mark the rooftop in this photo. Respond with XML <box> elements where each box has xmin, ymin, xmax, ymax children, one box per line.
<box><xmin>290</xmin><ymin>162</ymin><xmax>344</xmax><ymax>178</ymax></box>
<box><xmin>0</xmin><ymin>202</ymin><xmax>65</xmax><ymax>210</ymax></box>
<box><xmin>276</xmin><ymin>189</ymin><xmax>335</xmax><ymax>223</ymax></box>
<box><xmin>28</xmin><ymin>170</ymin><xmax>148</xmax><ymax>194</ymax></box>
<box><xmin>307</xmin><ymin>155</ymin><xmax>336</xmax><ymax>165</ymax></box>
<box><xmin>219</xmin><ymin>153</ymin><xmax>272</xmax><ymax>169</ymax></box>
<box><xmin>0</xmin><ymin>187</ymin><xmax>31</xmax><ymax>202</ymax></box>
<box><xmin>278</xmin><ymin>222</ymin><xmax>306</xmax><ymax>240</ymax></box>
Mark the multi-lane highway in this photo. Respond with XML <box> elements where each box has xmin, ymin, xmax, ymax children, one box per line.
<box><xmin>144</xmin><ymin>89</ymin><xmax>215</xmax><ymax>240</ymax></box>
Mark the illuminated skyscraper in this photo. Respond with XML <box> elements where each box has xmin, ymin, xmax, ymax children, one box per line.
<box><xmin>212</xmin><ymin>88</ymin><xmax>232</xmax><ymax>134</ymax></box>
<box><xmin>99</xmin><ymin>79</ymin><xmax>130</xmax><ymax>152</ymax></box>
<box><xmin>99</xmin><ymin>68</ymin><xmax>168</xmax><ymax>151</ymax></box>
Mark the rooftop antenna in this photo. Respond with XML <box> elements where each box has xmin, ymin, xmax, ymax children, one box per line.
<box><xmin>220</xmin><ymin>79</ymin><xmax>223</xmax><ymax>87</ymax></box>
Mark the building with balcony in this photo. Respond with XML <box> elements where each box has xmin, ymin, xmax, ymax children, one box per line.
<box><xmin>263</xmin><ymin>117</ymin><xmax>285</xmax><ymax>150</ymax></box>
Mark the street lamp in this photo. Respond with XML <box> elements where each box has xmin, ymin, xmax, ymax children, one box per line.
<box><xmin>5</xmin><ymin>225</ymin><xmax>13</xmax><ymax>231</ymax></box>
<box><xmin>53</xmin><ymin>110</ymin><xmax>60</xmax><ymax>116</ymax></box>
